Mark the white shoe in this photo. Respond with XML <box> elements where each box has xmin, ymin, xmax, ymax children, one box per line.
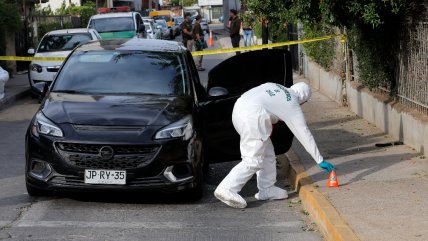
<box><xmin>214</xmin><ymin>187</ymin><xmax>247</xmax><ymax>209</ymax></box>
<box><xmin>255</xmin><ymin>186</ymin><xmax>288</xmax><ymax>201</ymax></box>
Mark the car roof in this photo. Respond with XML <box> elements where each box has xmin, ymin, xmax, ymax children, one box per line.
<box><xmin>91</xmin><ymin>12</ymin><xmax>136</xmax><ymax>19</ymax></box>
<box><xmin>47</xmin><ymin>28</ymin><xmax>94</xmax><ymax>35</ymax></box>
<box><xmin>76</xmin><ymin>38</ymin><xmax>185</xmax><ymax>53</ymax></box>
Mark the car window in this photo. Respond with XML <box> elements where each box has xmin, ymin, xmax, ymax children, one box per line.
<box><xmin>156</xmin><ymin>20</ymin><xmax>167</xmax><ymax>28</ymax></box>
<box><xmin>37</xmin><ymin>33</ymin><xmax>92</xmax><ymax>53</ymax></box>
<box><xmin>53</xmin><ymin>51</ymin><xmax>189</xmax><ymax>96</ymax></box>
<box><xmin>153</xmin><ymin>15</ymin><xmax>171</xmax><ymax>22</ymax></box>
<box><xmin>88</xmin><ymin>17</ymin><xmax>134</xmax><ymax>33</ymax></box>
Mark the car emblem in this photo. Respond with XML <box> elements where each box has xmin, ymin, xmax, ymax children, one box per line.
<box><xmin>99</xmin><ymin>146</ymin><xmax>114</xmax><ymax>160</ymax></box>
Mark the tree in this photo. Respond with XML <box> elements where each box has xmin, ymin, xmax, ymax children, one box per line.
<box><xmin>0</xmin><ymin>1</ymin><xmax>21</xmax><ymax>70</ymax></box>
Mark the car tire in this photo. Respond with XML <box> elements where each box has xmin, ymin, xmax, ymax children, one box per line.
<box><xmin>26</xmin><ymin>182</ymin><xmax>52</xmax><ymax>197</ymax></box>
<box><xmin>184</xmin><ymin>162</ymin><xmax>204</xmax><ymax>201</ymax></box>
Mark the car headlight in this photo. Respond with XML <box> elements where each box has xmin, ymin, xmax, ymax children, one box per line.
<box><xmin>31</xmin><ymin>112</ymin><xmax>63</xmax><ymax>137</ymax></box>
<box><xmin>30</xmin><ymin>64</ymin><xmax>43</xmax><ymax>73</ymax></box>
<box><xmin>154</xmin><ymin>115</ymin><xmax>193</xmax><ymax>140</ymax></box>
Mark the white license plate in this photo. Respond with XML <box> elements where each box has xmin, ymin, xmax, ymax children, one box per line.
<box><xmin>84</xmin><ymin>170</ymin><xmax>126</xmax><ymax>185</ymax></box>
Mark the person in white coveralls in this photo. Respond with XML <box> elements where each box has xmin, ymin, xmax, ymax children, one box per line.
<box><xmin>214</xmin><ymin>82</ymin><xmax>336</xmax><ymax>209</ymax></box>
<box><xmin>0</xmin><ymin>66</ymin><xmax>9</xmax><ymax>100</ymax></box>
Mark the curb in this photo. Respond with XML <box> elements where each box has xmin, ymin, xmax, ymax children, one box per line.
<box><xmin>279</xmin><ymin>150</ymin><xmax>361</xmax><ymax>241</ymax></box>
<box><xmin>0</xmin><ymin>88</ymin><xmax>30</xmax><ymax>111</ymax></box>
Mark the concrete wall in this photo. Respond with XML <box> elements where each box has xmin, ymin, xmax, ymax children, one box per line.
<box><xmin>303</xmin><ymin>57</ymin><xmax>428</xmax><ymax>155</ymax></box>
<box><xmin>302</xmin><ymin>57</ymin><xmax>343</xmax><ymax>105</ymax></box>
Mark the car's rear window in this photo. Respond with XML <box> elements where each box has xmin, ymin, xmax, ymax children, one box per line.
<box><xmin>37</xmin><ymin>33</ymin><xmax>92</xmax><ymax>53</ymax></box>
<box><xmin>52</xmin><ymin>51</ymin><xmax>189</xmax><ymax>96</ymax></box>
<box><xmin>88</xmin><ymin>17</ymin><xmax>134</xmax><ymax>33</ymax></box>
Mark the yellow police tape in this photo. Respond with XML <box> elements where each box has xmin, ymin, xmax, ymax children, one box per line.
<box><xmin>0</xmin><ymin>56</ymin><xmax>66</xmax><ymax>61</ymax></box>
<box><xmin>192</xmin><ymin>34</ymin><xmax>346</xmax><ymax>56</ymax></box>
<box><xmin>0</xmin><ymin>34</ymin><xmax>346</xmax><ymax>61</ymax></box>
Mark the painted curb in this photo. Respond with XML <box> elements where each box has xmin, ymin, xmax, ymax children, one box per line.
<box><xmin>279</xmin><ymin>150</ymin><xmax>361</xmax><ymax>241</ymax></box>
<box><xmin>0</xmin><ymin>88</ymin><xmax>30</xmax><ymax>111</ymax></box>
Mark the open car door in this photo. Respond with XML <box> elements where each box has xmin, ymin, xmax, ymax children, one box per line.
<box><xmin>200</xmin><ymin>49</ymin><xmax>295</xmax><ymax>163</ymax></box>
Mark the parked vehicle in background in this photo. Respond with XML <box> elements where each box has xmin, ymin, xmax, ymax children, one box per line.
<box><xmin>144</xmin><ymin>21</ymin><xmax>155</xmax><ymax>39</ymax></box>
<box><xmin>27</xmin><ymin>28</ymin><xmax>100</xmax><ymax>98</ymax></box>
<box><xmin>87</xmin><ymin>7</ymin><xmax>145</xmax><ymax>39</ymax></box>
<box><xmin>155</xmin><ymin>19</ymin><xmax>174</xmax><ymax>40</ymax></box>
<box><xmin>142</xmin><ymin>18</ymin><xmax>161</xmax><ymax>39</ymax></box>
<box><xmin>149</xmin><ymin>10</ymin><xmax>174</xmax><ymax>28</ymax></box>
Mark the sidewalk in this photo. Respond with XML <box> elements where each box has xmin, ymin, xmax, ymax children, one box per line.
<box><xmin>291</xmin><ymin>75</ymin><xmax>428</xmax><ymax>241</ymax></box>
<box><xmin>0</xmin><ymin>72</ymin><xmax>30</xmax><ymax>111</ymax></box>
<box><xmin>215</xmin><ymin>34</ymin><xmax>428</xmax><ymax>240</ymax></box>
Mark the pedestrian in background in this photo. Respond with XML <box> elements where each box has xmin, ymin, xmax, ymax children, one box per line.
<box><xmin>181</xmin><ymin>13</ymin><xmax>194</xmax><ymax>51</ymax></box>
<box><xmin>193</xmin><ymin>15</ymin><xmax>205</xmax><ymax>71</ymax></box>
<box><xmin>229</xmin><ymin>9</ymin><xmax>241</xmax><ymax>55</ymax></box>
<box><xmin>261</xmin><ymin>18</ymin><xmax>269</xmax><ymax>45</ymax></box>
<box><xmin>241</xmin><ymin>11</ymin><xmax>255</xmax><ymax>47</ymax></box>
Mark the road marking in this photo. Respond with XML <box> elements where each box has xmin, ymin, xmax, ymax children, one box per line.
<box><xmin>16</xmin><ymin>220</ymin><xmax>302</xmax><ymax>229</ymax></box>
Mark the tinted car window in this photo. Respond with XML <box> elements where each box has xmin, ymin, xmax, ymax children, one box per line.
<box><xmin>88</xmin><ymin>17</ymin><xmax>134</xmax><ymax>33</ymax></box>
<box><xmin>53</xmin><ymin>51</ymin><xmax>188</xmax><ymax>95</ymax></box>
<box><xmin>153</xmin><ymin>15</ymin><xmax>171</xmax><ymax>22</ymax></box>
<box><xmin>38</xmin><ymin>33</ymin><xmax>92</xmax><ymax>53</ymax></box>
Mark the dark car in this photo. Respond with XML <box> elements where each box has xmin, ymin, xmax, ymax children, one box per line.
<box><xmin>25</xmin><ymin>38</ymin><xmax>294</xmax><ymax>199</ymax></box>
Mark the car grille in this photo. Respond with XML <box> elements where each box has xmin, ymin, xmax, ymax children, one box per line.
<box><xmin>50</xmin><ymin>176</ymin><xmax>167</xmax><ymax>187</ymax></box>
<box><xmin>56</xmin><ymin>143</ymin><xmax>160</xmax><ymax>169</ymax></box>
<box><xmin>46</xmin><ymin>66</ymin><xmax>60</xmax><ymax>72</ymax></box>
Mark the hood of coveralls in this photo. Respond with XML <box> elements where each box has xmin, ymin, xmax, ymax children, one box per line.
<box><xmin>289</xmin><ymin>82</ymin><xmax>311</xmax><ymax>104</ymax></box>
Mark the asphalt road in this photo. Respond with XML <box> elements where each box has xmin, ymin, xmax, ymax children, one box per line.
<box><xmin>0</xmin><ymin>37</ymin><xmax>323</xmax><ymax>241</ymax></box>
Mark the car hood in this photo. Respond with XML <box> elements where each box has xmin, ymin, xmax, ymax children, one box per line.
<box><xmin>33</xmin><ymin>51</ymin><xmax>70</xmax><ymax>67</ymax></box>
<box><xmin>41</xmin><ymin>93</ymin><xmax>192</xmax><ymax>126</ymax></box>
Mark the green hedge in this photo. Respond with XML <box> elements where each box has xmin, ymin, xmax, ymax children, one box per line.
<box><xmin>302</xmin><ymin>22</ymin><xmax>335</xmax><ymax>70</ymax></box>
<box><xmin>0</xmin><ymin>1</ymin><xmax>21</xmax><ymax>73</ymax></box>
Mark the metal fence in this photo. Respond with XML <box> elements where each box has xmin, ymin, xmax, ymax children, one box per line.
<box><xmin>397</xmin><ymin>21</ymin><xmax>428</xmax><ymax>114</ymax></box>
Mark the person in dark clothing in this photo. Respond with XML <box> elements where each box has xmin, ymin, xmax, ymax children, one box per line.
<box><xmin>229</xmin><ymin>9</ymin><xmax>241</xmax><ymax>55</ymax></box>
<box><xmin>261</xmin><ymin>18</ymin><xmax>269</xmax><ymax>45</ymax></box>
<box><xmin>193</xmin><ymin>15</ymin><xmax>205</xmax><ymax>71</ymax></box>
<box><xmin>180</xmin><ymin>13</ymin><xmax>194</xmax><ymax>51</ymax></box>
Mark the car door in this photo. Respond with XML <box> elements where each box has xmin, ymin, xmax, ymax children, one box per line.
<box><xmin>200</xmin><ymin>49</ymin><xmax>294</xmax><ymax>163</ymax></box>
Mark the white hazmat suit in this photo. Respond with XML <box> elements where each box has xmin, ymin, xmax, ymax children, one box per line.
<box><xmin>0</xmin><ymin>67</ymin><xmax>9</xmax><ymax>100</ymax></box>
<box><xmin>214</xmin><ymin>82</ymin><xmax>323</xmax><ymax>208</ymax></box>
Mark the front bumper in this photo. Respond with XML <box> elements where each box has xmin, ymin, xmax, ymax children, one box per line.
<box><xmin>25</xmin><ymin>130</ymin><xmax>202</xmax><ymax>193</ymax></box>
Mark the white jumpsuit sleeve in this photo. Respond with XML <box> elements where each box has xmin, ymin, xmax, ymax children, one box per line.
<box><xmin>281</xmin><ymin>106</ymin><xmax>323</xmax><ymax>164</ymax></box>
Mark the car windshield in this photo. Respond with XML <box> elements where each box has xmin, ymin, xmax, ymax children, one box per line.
<box><xmin>153</xmin><ymin>15</ymin><xmax>171</xmax><ymax>22</ymax></box>
<box><xmin>88</xmin><ymin>17</ymin><xmax>134</xmax><ymax>33</ymax></box>
<box><xmin>37</xmin><ymin>33</ymin><xmax>92</xmax><ymax>53</ymax></box>
<box><xmin>52</xmin><ymin>51</ymin><xmax>188</xmax><ymax>96</ymax></box>
<box><xmin>156</xmin><ymin>20</ymin><xmax>167</xmax><ymax>28</ymax></box>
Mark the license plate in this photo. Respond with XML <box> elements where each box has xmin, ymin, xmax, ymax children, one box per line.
<box><xmin>84</xmin><ymin>170</ymin><xmax>126</xmax><ymax>185</ymax></box>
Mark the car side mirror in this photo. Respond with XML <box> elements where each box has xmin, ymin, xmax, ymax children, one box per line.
<box><xmin>28</xmin><ymin>48</ymin><xmax>35</xmax><ymax>55</ymax></box>
<box><xmin>32</xmin><ymin>82</ymin><xmax>49</xmax><ymax>100</ymax></box>
<box><xmin>208</xmin><ymin>87</ymin><xmax>229</xmax><ymax>97</ymax></box>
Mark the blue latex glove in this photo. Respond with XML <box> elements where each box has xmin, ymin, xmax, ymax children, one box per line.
<box><xmin>319</xmin><ymin>161</ymin><xmax>336</xmax><ymax>173</ymax></box>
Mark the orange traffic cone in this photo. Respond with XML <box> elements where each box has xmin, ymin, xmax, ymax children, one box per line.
<box><xmin>328</xmin><ymin>170</ymin><xmax>339</xmax><ymax>188</ymax></box>
<box><xmin>209</xmin><ymin>30</ymin><xmax>213</xmax><ymax>47</ymax></box>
